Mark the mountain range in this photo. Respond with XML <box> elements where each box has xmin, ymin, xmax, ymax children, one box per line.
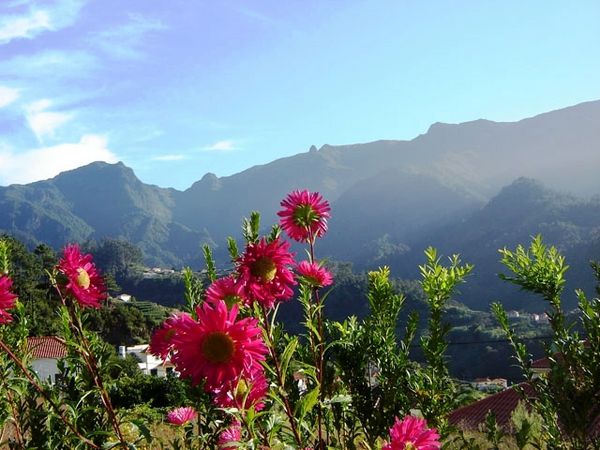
<box><xmin>1</xmin><ymin>100</ymin><xmax>599</xmax><ymax>310</ymax></box>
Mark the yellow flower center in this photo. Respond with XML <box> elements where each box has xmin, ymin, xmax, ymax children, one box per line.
<box><xmin>251</xmin><ymin>257</ymin><xmax>277</xmax><ymax>283</ymax></box>
<box><xmin>76</xmin><ymin>268</ymin><xmax>91</xmax><ymax>289</ymax></box>
<box><xmin>405</xmin><ymin>442</ymin><xmax>416</xmax><ymax>450</ymax></box>
<box><xmin>201</xmin><ymin>332</ymin><xmax>235</xmax><ymax>363</ymax></box>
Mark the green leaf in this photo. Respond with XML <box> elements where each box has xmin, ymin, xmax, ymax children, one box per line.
<box><xmin>242</xmin><ymin>211</ymin><xmax>261</xmax><ymax>243</ymax></box>
<box><xmin>280</xmin><ymin>337</ymin><xmax>298</xmax><ymax>386</ymax></box>
<box><xmin>227</xmin><ymin>237</ymin><xmax>239</xmax><ymax>260</ymax></box>
<box><xmin>297</xmin><ymin>386</ymin><xmax>320</xmax><ymax>419</ymax></box>
<box><xmin>202</xmin><ymin>245</ymin><xmax>217</xmax><ymax>282</ymax></box>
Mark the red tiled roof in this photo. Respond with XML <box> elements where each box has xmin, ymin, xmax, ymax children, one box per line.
<box><xmin>27</xmin><ymin>336</ymin><xmax>68</xmax><ymax>359</ymax></box>
<box><xmin>449</xmin><ymin>383</ymin><xmax>536</xmax><ymax>430</ymax></box>
<box><xmin>450</xmin><ymin>382</ymin><xmax>600</xmax><ymax>439</ymax></box>
<box><xmin>531</xmin><ymin>357</ymin><xmax>550</xmax><ymax>369</ymax></box>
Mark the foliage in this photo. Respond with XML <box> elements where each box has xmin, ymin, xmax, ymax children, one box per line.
<box><xmin>1</xmin><ymin>193</ymin><xmax>599</xmax><ymax>449</ymax></box>
<box><xmin>492</xmin><ymin>235</ymin><xmax>600</xmax><ymax>449</ymax></box>
<box><xmin>111</xmin><ymin>374</ymin><xmax>195</xmax><ymax>409</ymax></box>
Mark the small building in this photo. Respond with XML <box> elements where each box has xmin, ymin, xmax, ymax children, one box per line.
<box><xmin>27</xmin><ymin>336</ymin><xmax>67</xmax><ymax>384</ymax></box>
<box><xmin>118</xmin><ymin>344</ymin><xmax>176</xmax><ymax>377</ymax></box>
<box><xmin>471</xmin><ymin>377</ymin><xmax>508</xmax><ymax>392</ymax></box>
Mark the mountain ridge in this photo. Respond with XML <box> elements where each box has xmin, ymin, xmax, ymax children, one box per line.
<box><xmin>1</xmin><ymin>99</ymin><xmax>599</xmax><ymax>276</ymax></box>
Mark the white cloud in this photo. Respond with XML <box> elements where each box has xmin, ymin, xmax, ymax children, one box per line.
<box><xmin>0</xmin><ymin>51</ymin><xmax>98</xmax><ymax>107</ymax></box>
<box><xmin>0</xmin><ymin>86</ymin><xmax>20</xmax><ymax>108</ymax></box>
<box><xmin>0</xmin><ymin>9</ymin><xmax>51</xmax><ymax>43</ymax></box>
<box><xmin>0</xmin><ymin>134</ymin><xmax>118</xmax><ymax>185</ymax></box>
<box><xmin>0</xmin><ymin>0</ymin><xmax>85</xmax><ymax>45</ymax></box>
<box><xmin>24</xmin><ymin>99</ymin><xmax>73</xmax><ymax>140</ymax></box>
<box><xmin>202</xmin><ymin>140</ymin><xmax>238</xmax><ymax>151</ymax></box>
<box><xmin>152</xmin><ymin>154</ymin><xmax>185</xmax><ymax>161</ymax></box>
<box><xmin>91</xmin><ymin>14</ymin><xmax>167</xmax><ymax>60</ymax></box>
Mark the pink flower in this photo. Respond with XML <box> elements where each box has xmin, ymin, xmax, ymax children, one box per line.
<box><xmin>166</xmin><ymin>406</ymin><xmax>197</xmax><ymax>425</ymax></box>
<box><xmin>212</xmin><ymin>367</ymin><xmax>269</xmax><ymax>411</ymax></box>
<box><xmin>57</xmin><ymin>244</ymin><xmax>106</xmax><ymax>308</ymax></box>
<box><xmin>149</xmin><ymin>312</ymin><xmax>194</xmax><ymax>360</ymax></box>
<box><xmin>170</xmin><ymin>300</ymin><xmax>267</xmax><ymax>390</ymax></box>
<box><xmin>278</xmin><ymin>190</ymin><xmax>331</xmax><ymax>243</ymax></box>
<box><xmin>206</xmin><ymin>276</ymin><xmax>248</xmax><ymax>308</ymax></box>
<box><xmin>237</xmin><ymin>238</ymin><xmax>296</xmax><ymax>308</ymax></box>
<box><xmin>383</xmin><ymin>416</ymin><xmax>441</xmax><ymax>450</ymax></box>
<box><xmin>296</xmin><ymin>261</ymin><xmax>333</xmax><ymax>288</ymax></box>
<box><xmin>0</xmin><ymin>275</ymin><xmax>17</xmax><ymax>324</ymax></box>
<box><xmin>218</xmin><ymin>421</ymin><xmax>241</xmax><ymax>449</ymax></box>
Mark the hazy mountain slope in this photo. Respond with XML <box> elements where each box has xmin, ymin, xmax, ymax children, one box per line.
<box><xmin>320</xmin><ymin>168</ymin><xmax>482</xmax><ymax>262</ymax></box>
<box><xmin>175</xmin><ymin>99</ymin><xmax>600</xmax><ymax>243</ymax></box>
<box><xmin>382</xmin><ymin>178</ymin><xmax>600</xmax><ymax>311</ymax></box>
<box><xmin>0</xmin><ymin>100</ymin><xmax>598</xmax><ymax>268</ymax></box>
<box><xmin>173</xmin><ymin>143</ymin><xmax>410</xmax><ymax>239</ymax></box>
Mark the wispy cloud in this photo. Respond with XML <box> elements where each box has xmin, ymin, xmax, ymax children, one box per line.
<box><xmin>202</xmin><ymin>140</ymin><xmax>239</xmax><ymax>151</ymax></box>
<box><xmin>24</xmin><ymin>99</ymin><xmax>73</xmax><ymax>141</ymax></box>
<box><xmin>152</xmin><ymin>154</ymin><xmax>185</xmax><ymax>161</ymax></box>
<box><xmin>0</xmin><ymin>86</ymin><xmax>20</xmax><ymax>108</ymax></box>
<box><xmin>0</xmin><ymin>50</ymin><xmax>98</xmax><ymax>82</ymax></box>
<box><xmin>230</xmin><ymin>5</ymin><xmax>277</xmax><ymax>26</ymax></box>
<box><xmin>91</xmin><ymin>14</ymin><xmax>167</xmax><ymax>60</ymax></box>
<box><xmin>0</xmin><ymin>0</ymin><xmax>86</xmax><ymax>45</ymax></box>
<box><xmin>0</xmin><ymin>134</ymin><xmax>118</xmax><ymax>185</ymax></box>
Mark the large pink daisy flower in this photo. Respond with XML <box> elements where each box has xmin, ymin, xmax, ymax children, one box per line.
<box><xmin>0</xmin><ymin>275</ymin><xmax>17</xmax><ymax>324</ymax></box>
<box><xmin>149</xmin><ymin>312</ymin><xmax>194</xmax><ymax>360</ymax></box>
<box><xmin>278</xmin><ymin>190</ymin><xmax>331</xmax><ymax>243</ymax></box>
<box><xmin>296</xmin><ymin>261</ymin><xmax>333</xmax><ymax>288</ymax></box>
<box><xmin>170</xmin><ymin>300</ymin><xmax>267</xmax><ymax>390</ymax></box>
<box><xmin>57</xmin><ymin>244</ymin><xmax>106</xmax><ymax>308</ymax></box>
<box><xmin>205</xmin><ymin>276</ymin><xmax>249</xmax><ymax>308</ymax></box>
<box><xmin>212</xmin><ymin>367</ymin><xmax>269</xmax><ymax>412</ymax></box>
<box><xmin>166</xmin><ymin>406</ymin><xmax>197</xmax><ymax>426</ymax></box>
<box><xmin>237</xmin><ymin>238</ymin><xmax>296</xmax><ymax>308</ymax></box>
<box><xmin>383</xmin><ymin>416</ymin><xmax>441</xmax><ymax>450</ymax></box>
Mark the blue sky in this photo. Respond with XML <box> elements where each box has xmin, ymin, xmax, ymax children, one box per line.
<box><xmin>0</xmin><ymin>0</ymin><xmax>599</xmax><ymax>189</ymax></box>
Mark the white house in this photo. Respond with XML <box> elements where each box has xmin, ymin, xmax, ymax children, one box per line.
<box><xmin>116</xmin><ymin>294</ymin><xmax>132</xmax><ymax>302</ymax></box>
<box><xmin>27</xmin><ymin>336</ymin><xmax>67</xmax><ymax>384</ymax></box>
<box><xmin>471</xmin><ymin>377</ymin><xmax>508</xmax><ymax>392</ymax></box>
<box><xmin>118</xmin><ymin>344</ymin><xmax>176</xmax><ymax>377</ymax></box>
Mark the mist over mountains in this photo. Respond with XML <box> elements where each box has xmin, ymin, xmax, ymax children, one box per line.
<box><xmin>1</xmin><ymin>100</ymin><xmax>599</xmax><ymax>310</ymax></box>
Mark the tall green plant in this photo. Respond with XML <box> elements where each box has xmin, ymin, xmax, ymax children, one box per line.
<box><xmin>493</xmin><ymin>235</ymin><xmax>600</xmax><ymax>449</ymax></box>
<box><xmin>417</xmin><ymin>248</ymin><xmax>473</xmax><ymax>433</ymax></box>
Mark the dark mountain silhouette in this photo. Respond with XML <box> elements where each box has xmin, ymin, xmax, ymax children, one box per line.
<box><xmin>0</xmin><ymin>162</ymin><xmax>212</xmax><ymax>266</ymax></box>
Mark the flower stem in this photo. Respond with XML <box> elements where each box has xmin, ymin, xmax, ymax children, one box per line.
<box><xmin>66</xmin><ymin>301</ymin><xmax>129</xmax><ymax>449</ymax></box>
<box><xmin>5</xmin><ymin>388</ymin><xmax>24</xmax><ymax>448</ymax></box>
<box><xmin>308</xmin><ymin>234</ymin><xmax>326</xmax><ymax>450</ymax></box>
<box><xmin>259</xmin><ymin>304</ymin><xmax>303</xmax><ymax>447</ymax></box>
<box><xmin>54</xmin><ymin>283</ymin><xmax>128</xmax><ymax>450</ymax></box>
<box><xmin>0</xmin><ymin>338</ymin><xmax>100</xmax><ymax>449</ymax></box>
